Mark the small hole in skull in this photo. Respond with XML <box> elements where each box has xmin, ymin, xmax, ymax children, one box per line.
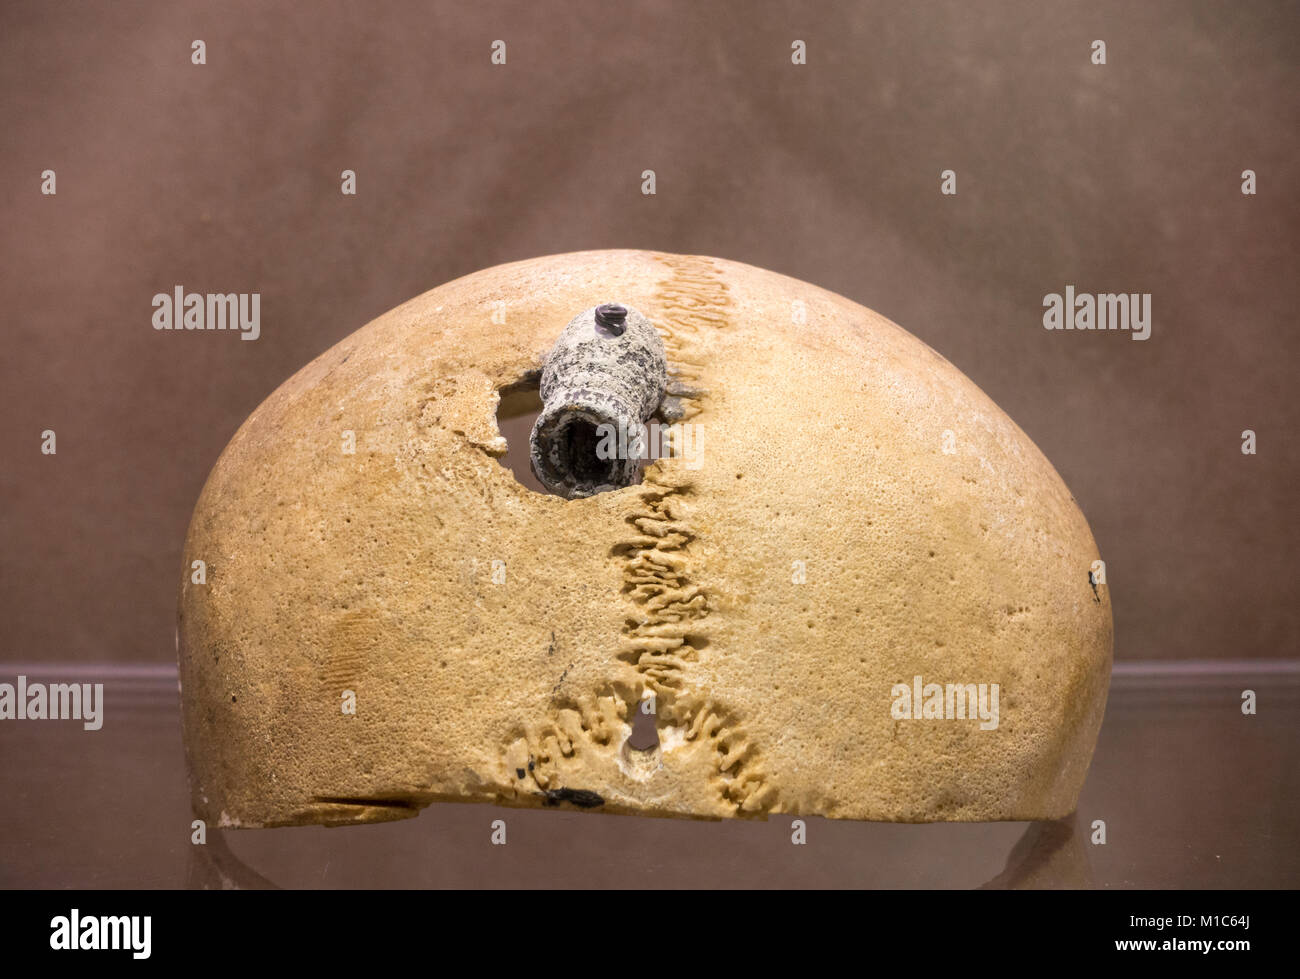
<box><xmin>627</xmin><ymin>699</ymin><xmax>660</xmax><ymax>751</ymax></box>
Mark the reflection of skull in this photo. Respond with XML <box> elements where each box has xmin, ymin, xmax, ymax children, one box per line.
<box><xmin>177</xmin><ymin>250</ymin><xmax>1111</xmax><ymax>829</ymax></box>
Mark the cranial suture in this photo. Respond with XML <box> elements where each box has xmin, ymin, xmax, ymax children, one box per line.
<box><xmin>176</xmin><ymin>250</ymin><xmax>1112</xmax><ymax>829</ymax></box>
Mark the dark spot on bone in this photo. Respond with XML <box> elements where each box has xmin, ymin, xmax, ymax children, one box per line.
<box><xmin>542</xmin><ymin>788</ymin><xmax>605</xmax><ymax>808</ymax></box>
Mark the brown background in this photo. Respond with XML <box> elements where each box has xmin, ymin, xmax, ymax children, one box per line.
<box><xmin>2</xmin><ymin>0</ymin><xmax>1297</xmax><ymax>669</ymax></box>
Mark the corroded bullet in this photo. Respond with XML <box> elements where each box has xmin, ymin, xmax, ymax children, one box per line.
<box><xmin>529</xmin><ymin>303</ymin><xmax>667</xmax><ymax>498</ymax></box>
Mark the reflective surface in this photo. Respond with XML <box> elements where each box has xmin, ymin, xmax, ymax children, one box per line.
<box><xmin>1</xmin><ymin>663</ymin><xmax>1296</xmax><ymax>888</ymax></box>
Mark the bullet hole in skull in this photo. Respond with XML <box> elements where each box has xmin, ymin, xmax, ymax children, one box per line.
<box><xmin>493</xmin><ymin>379</ymin><xmax>546</xmax><ymax>493</ymax></box>
<box><xmin>494</xmin><ymin>374</ymin><xmax>665</xmax><ymax>498</ymax></box>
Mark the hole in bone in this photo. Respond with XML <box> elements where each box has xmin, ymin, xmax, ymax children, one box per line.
<box><xmin>495</xmin><ymin>375</ymin><xmax>672</xmax><ymax>498</ymax></box>
<box><xmin>626</xmin><ymin>694</ymin><xmax>660</xmax><ymax>752</ymax></box>
<box><xmin>493</xmin><ymin>381</ymin><xmax>546</xmax><ymax>493</ymax></box>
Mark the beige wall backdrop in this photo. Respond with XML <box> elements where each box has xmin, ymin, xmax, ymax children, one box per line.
<box><xmin>2</xmin><ymin>0</ymin><xmax>1296</xmax><ymax>665</ymax></box>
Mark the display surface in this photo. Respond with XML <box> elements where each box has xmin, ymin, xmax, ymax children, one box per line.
<box><xmin>178</xmin><ymin>250</ymin><xmax>1112</xmax><ymax>828</ymax></box>
<box><xmin>2</xmin><ymin>661</ymin><xmax>1293</xmax><ymax>888</ymax></box>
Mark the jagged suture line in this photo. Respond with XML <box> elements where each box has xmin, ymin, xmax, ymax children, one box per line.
<box><xmin>504</xmin><ymin>255</ymin><xmax>775</xmax><ymax>815</ymax></box>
